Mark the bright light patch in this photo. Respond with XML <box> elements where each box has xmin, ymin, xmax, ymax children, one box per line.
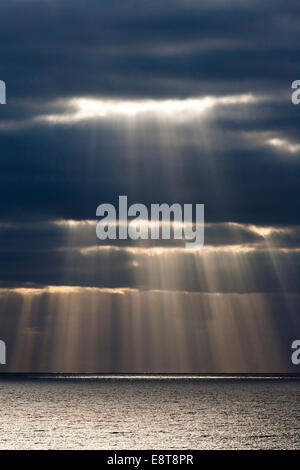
<box><xmin>78</xmin><ymin>244</ymin><xmax>257</xmax><ymax>256</ymax></box>
<box><xmin>248</xmin><ymin>224</ymin><xmax>290</xmax><ymax>238</ymax></box>
<box><xmin>0</xmin><ymin>286</ymin><xmax>137</xmax><ymax>296</ymax></box>
<box><xmin>38</xmin><ymin>94</ymin><xmax>261</xmax><ymax>124</ymax></box>
<box><xmin>52</xmin><ymin>219</ymin><xmax>96</xmax><ymax>227</ymax></box>
<box><xmin>267</xmin><ymin>137</ymin><xmax>300</xmax><ymax>154</ymax></box>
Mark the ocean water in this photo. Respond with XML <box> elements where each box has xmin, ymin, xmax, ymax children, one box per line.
<box><xmin>0</xmin><ymin>376</ymin><xmax>298</xmax><ymax>450</ymax></box>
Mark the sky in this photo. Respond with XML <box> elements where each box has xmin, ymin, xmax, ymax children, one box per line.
<box><xmin>0</xmin><ymin>0</ymin><xmax>299</xmax><ymax>373</ymax></box>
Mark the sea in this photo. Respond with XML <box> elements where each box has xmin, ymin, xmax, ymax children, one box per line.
<box><xmin>0</xmin><ymin>376</ymin><xmax>299</xmax><ymax>450</ymax></box>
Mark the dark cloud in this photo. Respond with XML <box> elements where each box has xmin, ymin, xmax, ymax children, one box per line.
<box><xmin>0</xmin><ymin>0</ymin><xmax>300</xmax><ymax>99</ymax></box>
<box><xmin>0</xmin><ymin>115</ymin><xmax>300</xmax><ymax>225</ymax></box>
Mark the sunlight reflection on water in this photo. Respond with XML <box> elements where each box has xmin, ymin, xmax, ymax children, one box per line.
<box><xmin>0</xmin><ymin>377</ymin><xmax>298</xmax><ymax>449</ymax></box>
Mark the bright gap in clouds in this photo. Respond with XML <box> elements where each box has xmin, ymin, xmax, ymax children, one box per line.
<box><xmin>38</xmin><ymin>94</ymin><xmax>260</xmax><ymax>124</ymax></box>
<box><xmin>267</xmin><ymin>137</ymin><xmax>300</xmax><ymax>154</ymax></box>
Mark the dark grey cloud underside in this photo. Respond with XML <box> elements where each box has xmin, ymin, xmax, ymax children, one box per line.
<box><xmin>1</xmin><ymin>0</ymin><xmax>299</xmax><ymax>99</ymax></box>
